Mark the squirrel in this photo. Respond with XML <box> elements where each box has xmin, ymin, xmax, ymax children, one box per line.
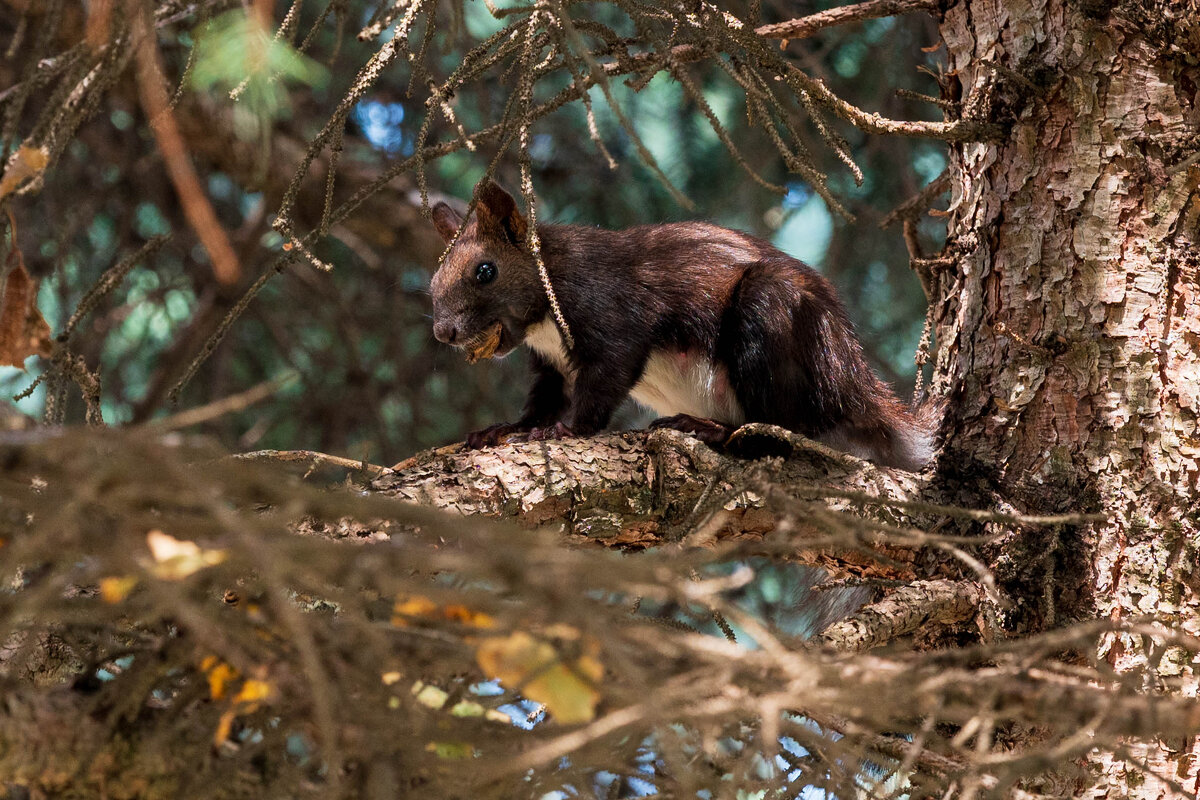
<box><xmin>428</xmin><ymin>181</ymin><xmax>934</xmax><ymax>471</ymax></box>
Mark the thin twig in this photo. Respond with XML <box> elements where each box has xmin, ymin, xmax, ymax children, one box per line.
<box><xmin>756</xmin><ymin>0</ymin><xmax>940</xmax><ymax>41</ymax></box>
<box><xmin>881</xmin><ymin>168</ymin><xmax>951</xmax><ymax>228</ymax></box>
<box><xmin>232</xmin><ymin>448</ymin><xmax>389</xmax><ymax>475</ymax></box>
<box><xmin>148</xmin><ymin>372</ymin><xmax>297</xmax><ymax>431</ymax></box>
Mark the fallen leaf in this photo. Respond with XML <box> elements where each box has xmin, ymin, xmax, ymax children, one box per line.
<box><xmin>0</xmin><ymin>244</ymin><xmax>52</xmax><ymax>368</ymax></box>
<box><xmin>201</xmin><ymin>655</ymin><xmax>239</xmax><ymax>700</ymax></box>
<box><xmin>412</xmin><ymin>680</ymin><xmax>449</xmax><ymax>710</ymax></box>
<box><xmin>392</xmin><ymin>594</ymin><xmax>438</xmax><ymax>625</ymax></box>
<box><xmin>202</xmin><ymin>657</ymin><xmax>275</xmax><ymax>746</ymax></box>
<box><xmin>442</xmin><ymin>604</ymin><xmax>496</xmax><ymax>629</ymax></box>
<box><xmin>233</xmin><ymin>678</ymin><xmax>273</xmax><ymax>706</ymax></box>
<box><xmin>391</xmin><ymin>594</ymin><xmax>495</xmax><ymax>628</ymax></box>
<box><xmin>99</xmin><ymin>575</ymin><xmax>139</xmax><ymax>604</ymax></box>
<box><xmin>214</xmin><ymin>710</ymin><xmax>236</xmax><ymax>746</ymax></box>
<box><xmin>475</xmin><ymin>628</ymin><xmax>603</xmax><ymax>724</ymax></box>
<box><xmin>145</xmin><ymin>529</ymin><xmax>227</xmax><ymax>580</ymax></box>
<box><xmin>448</xmin><ymin>700</ymin><xmax>486</xmax><ymax>717</ymax></box>
<box><xmin>0</xmin><ymin>145</ymin><xmax>49</xmax><ymax>200</ymax></box>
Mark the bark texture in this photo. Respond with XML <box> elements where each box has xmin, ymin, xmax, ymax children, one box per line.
<box><xmin>374</xmin><ymin>428</ymin><xmax>934</xmax><ymax>582</ymax></box>
<box><xmin>936</xmin><ymin>1</ymin><xmax>1200</xmax><ymax>794</ymax></box>
<box><xmin>815</xmin><ymin>578</ymin><xmax>985</xmax><ymax>652</ymax></box>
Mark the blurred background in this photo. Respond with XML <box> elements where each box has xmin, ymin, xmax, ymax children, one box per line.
<box><xmin>0</xmin><ymin>0</ymin><xmax>948</xmax><ymax>466</ymax></box>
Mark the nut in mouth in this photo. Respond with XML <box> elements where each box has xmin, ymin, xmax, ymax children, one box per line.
<box><xmin>462</xmin><ymin>321</ymin><xmax>504</xmax><ymax>364</ymax></box>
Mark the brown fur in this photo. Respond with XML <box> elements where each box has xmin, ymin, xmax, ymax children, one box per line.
<box><xmin>428</xmin><ymin>182</ymin><xmax>933</xmax><ymax>470</ymax></box>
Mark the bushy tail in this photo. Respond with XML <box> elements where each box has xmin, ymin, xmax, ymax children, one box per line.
<box><xmin>825</xmin><ymin>391</ymin><xmax>940</xmax><ymax>472</ymax></box>
<box><xmin>888</xmin><ymin>392</ymin><xmax>942</xmax><ymax>471</ymax></box>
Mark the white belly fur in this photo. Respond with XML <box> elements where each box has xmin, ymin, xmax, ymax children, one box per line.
<box><xmin>630</xmin><ymin>351</ymin><xmax>744</xmax><ymax>423</ymax></box>
<box><xmin>524</xmin><ymin>316</ymin><xmax>745</xmax><ymax>424</ymax></box>
<box><xmin>524</xmin><ymin>317</ymin><xmax>573</xmax><ymax>375</ymax></box>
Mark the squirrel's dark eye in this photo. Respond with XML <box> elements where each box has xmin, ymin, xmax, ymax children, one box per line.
<box><xmin>475</xmin><ymin>262</ymin><xmax>497</xmax><ymax>284</ymax></box>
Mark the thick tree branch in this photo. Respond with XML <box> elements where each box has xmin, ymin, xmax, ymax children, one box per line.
<box><xmin>370</xmin><ymin>428</ymin><xmax>933</xmax><ymax>581</ymax></box>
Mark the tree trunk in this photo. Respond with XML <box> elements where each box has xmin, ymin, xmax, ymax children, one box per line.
<box><xmin>935</xmin><ymin>0</ymin><xmax>1200</xmax><ymax>794</ymax></box>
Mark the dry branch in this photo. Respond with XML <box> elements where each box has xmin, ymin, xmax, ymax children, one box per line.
<box><xmin>126</xmin><ymin>0</ymin><xmax>240</xmax><ymax>286</ymax></box>
<box><xmin>613</xmin><ymin>0</ymin><xmax>941</xmax><ymax>73</ymax></box>
<box><xmin>756</xmin><ymin>0</ymin><xmax>941</xmax><ymax>41</ymax></box>
<box><xmin>816</xmin><ymin>579</ymin><xmax>984</xmax><ymax>651</ymax></box>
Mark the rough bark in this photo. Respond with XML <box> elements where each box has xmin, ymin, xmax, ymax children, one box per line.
<box><xmin>372</xmin><ymin>428</ymin><xmax>934</xmax><ymax>582</ymax></box>
<box><xmin>935</xmin><ymin>0</ymin><xmax>1200</xmax><ymax>794</ymax></box>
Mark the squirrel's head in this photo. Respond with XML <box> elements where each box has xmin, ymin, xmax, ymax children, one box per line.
<box><xmin>428</xmin><ymin>181</ymin><xmax>547</xmax><ymax>361</ymax></box>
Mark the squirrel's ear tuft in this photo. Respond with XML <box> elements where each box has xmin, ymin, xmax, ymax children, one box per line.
<box><xmin>431</xmin><ymin>202</ymin><xmax>464</xmax><ymax>243</ymax></box>
<box><xmin>476</xmin><ymin>180</ymin><xmax>528</xmax><ymax>247</ymax></box>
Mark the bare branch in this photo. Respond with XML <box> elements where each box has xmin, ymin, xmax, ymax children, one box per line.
<box><xmin>755</xmin><ymin>0</ymin><xmax>941</xmax><ymax>42</ymax></box>
<box><xmin>816</xmin><ymin>580</ymin><xmax>984</xmax><ymax>652</ymax></box>
<box><xmin>126</xmin><ymin>0</ymin><xmax>240</xmax><ymax>285</ymax></box>
<box><xmin>881</xmin><ymin>168</ymin><xmax>952</xmax><ymax>229</ymax></box>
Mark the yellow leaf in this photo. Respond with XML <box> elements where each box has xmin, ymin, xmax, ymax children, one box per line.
<box><xmin>99</xmin><ymin>575</ymin><xmax>138</xmax><ymax>603</ymax></box>
<box><xmin>0</xmin><ymin>145</ymin><xmax>49</xmax><ymax>200</ymax></box>
<box><xmin>391</xmin><ymin>594</ymin><xmax>437</xmax><ymax>626</ymax></box>
<box><xmin>443</xmin><ymin>604</ymin><xmax>496</xmax><ymax>629</ymax></box>
<box><xmin>412</xmin><ymin>681</ymin><xmax>448</xmax><ymax>710</ymax></box>
<box><xmin>391</xmin><ymin>594</ymin><xmax>496</xmax><ymax>628</ymax></box>
<box><xmin>449</xmin><ymin>700</ymin><xmax>485</xmax><ymax>717</ymax></box>
<box><xmin>214</xmin><ymin>709</ymin><xmax>236</xmax><ymax>747</ymax></box>
<box><xmin>203</xmin><ymin>661</ymin><xmax>274</xmax><ymax>746</ymax></box>
<box><xmin>233</xmin><ymin>678</ymin><xmax>273</xmax><ymax>709</ymax></box>
<box><xmin>145</xmin><ymin>529</ymin><xmax>227</xmax><ymax>579</ymax></box>
<box><xmin>202</xmin><ymin>657</ymin><xmax>239</xmax><ymax>700</ymax></box>
<box><xmin>200</xmin><ymin>657</ymin><xmax>273</xmax><ymax>707</ymax></box>
<box><xmin>475</xmin><ymin>630</ymin><xmax>603</xmax><ymax>724</ymax></box>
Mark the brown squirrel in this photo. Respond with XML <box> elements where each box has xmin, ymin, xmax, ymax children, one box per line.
<box><xmin>429</xmin><ymin>182</ymin><xmax>933</xmax><ymax>470</ymax></box>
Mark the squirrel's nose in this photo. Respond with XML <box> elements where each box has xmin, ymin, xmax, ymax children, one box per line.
<box><xmin>433</xmin><ymin>321</ymin><xmax>458</xmax><ymax>344</ymax></box>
